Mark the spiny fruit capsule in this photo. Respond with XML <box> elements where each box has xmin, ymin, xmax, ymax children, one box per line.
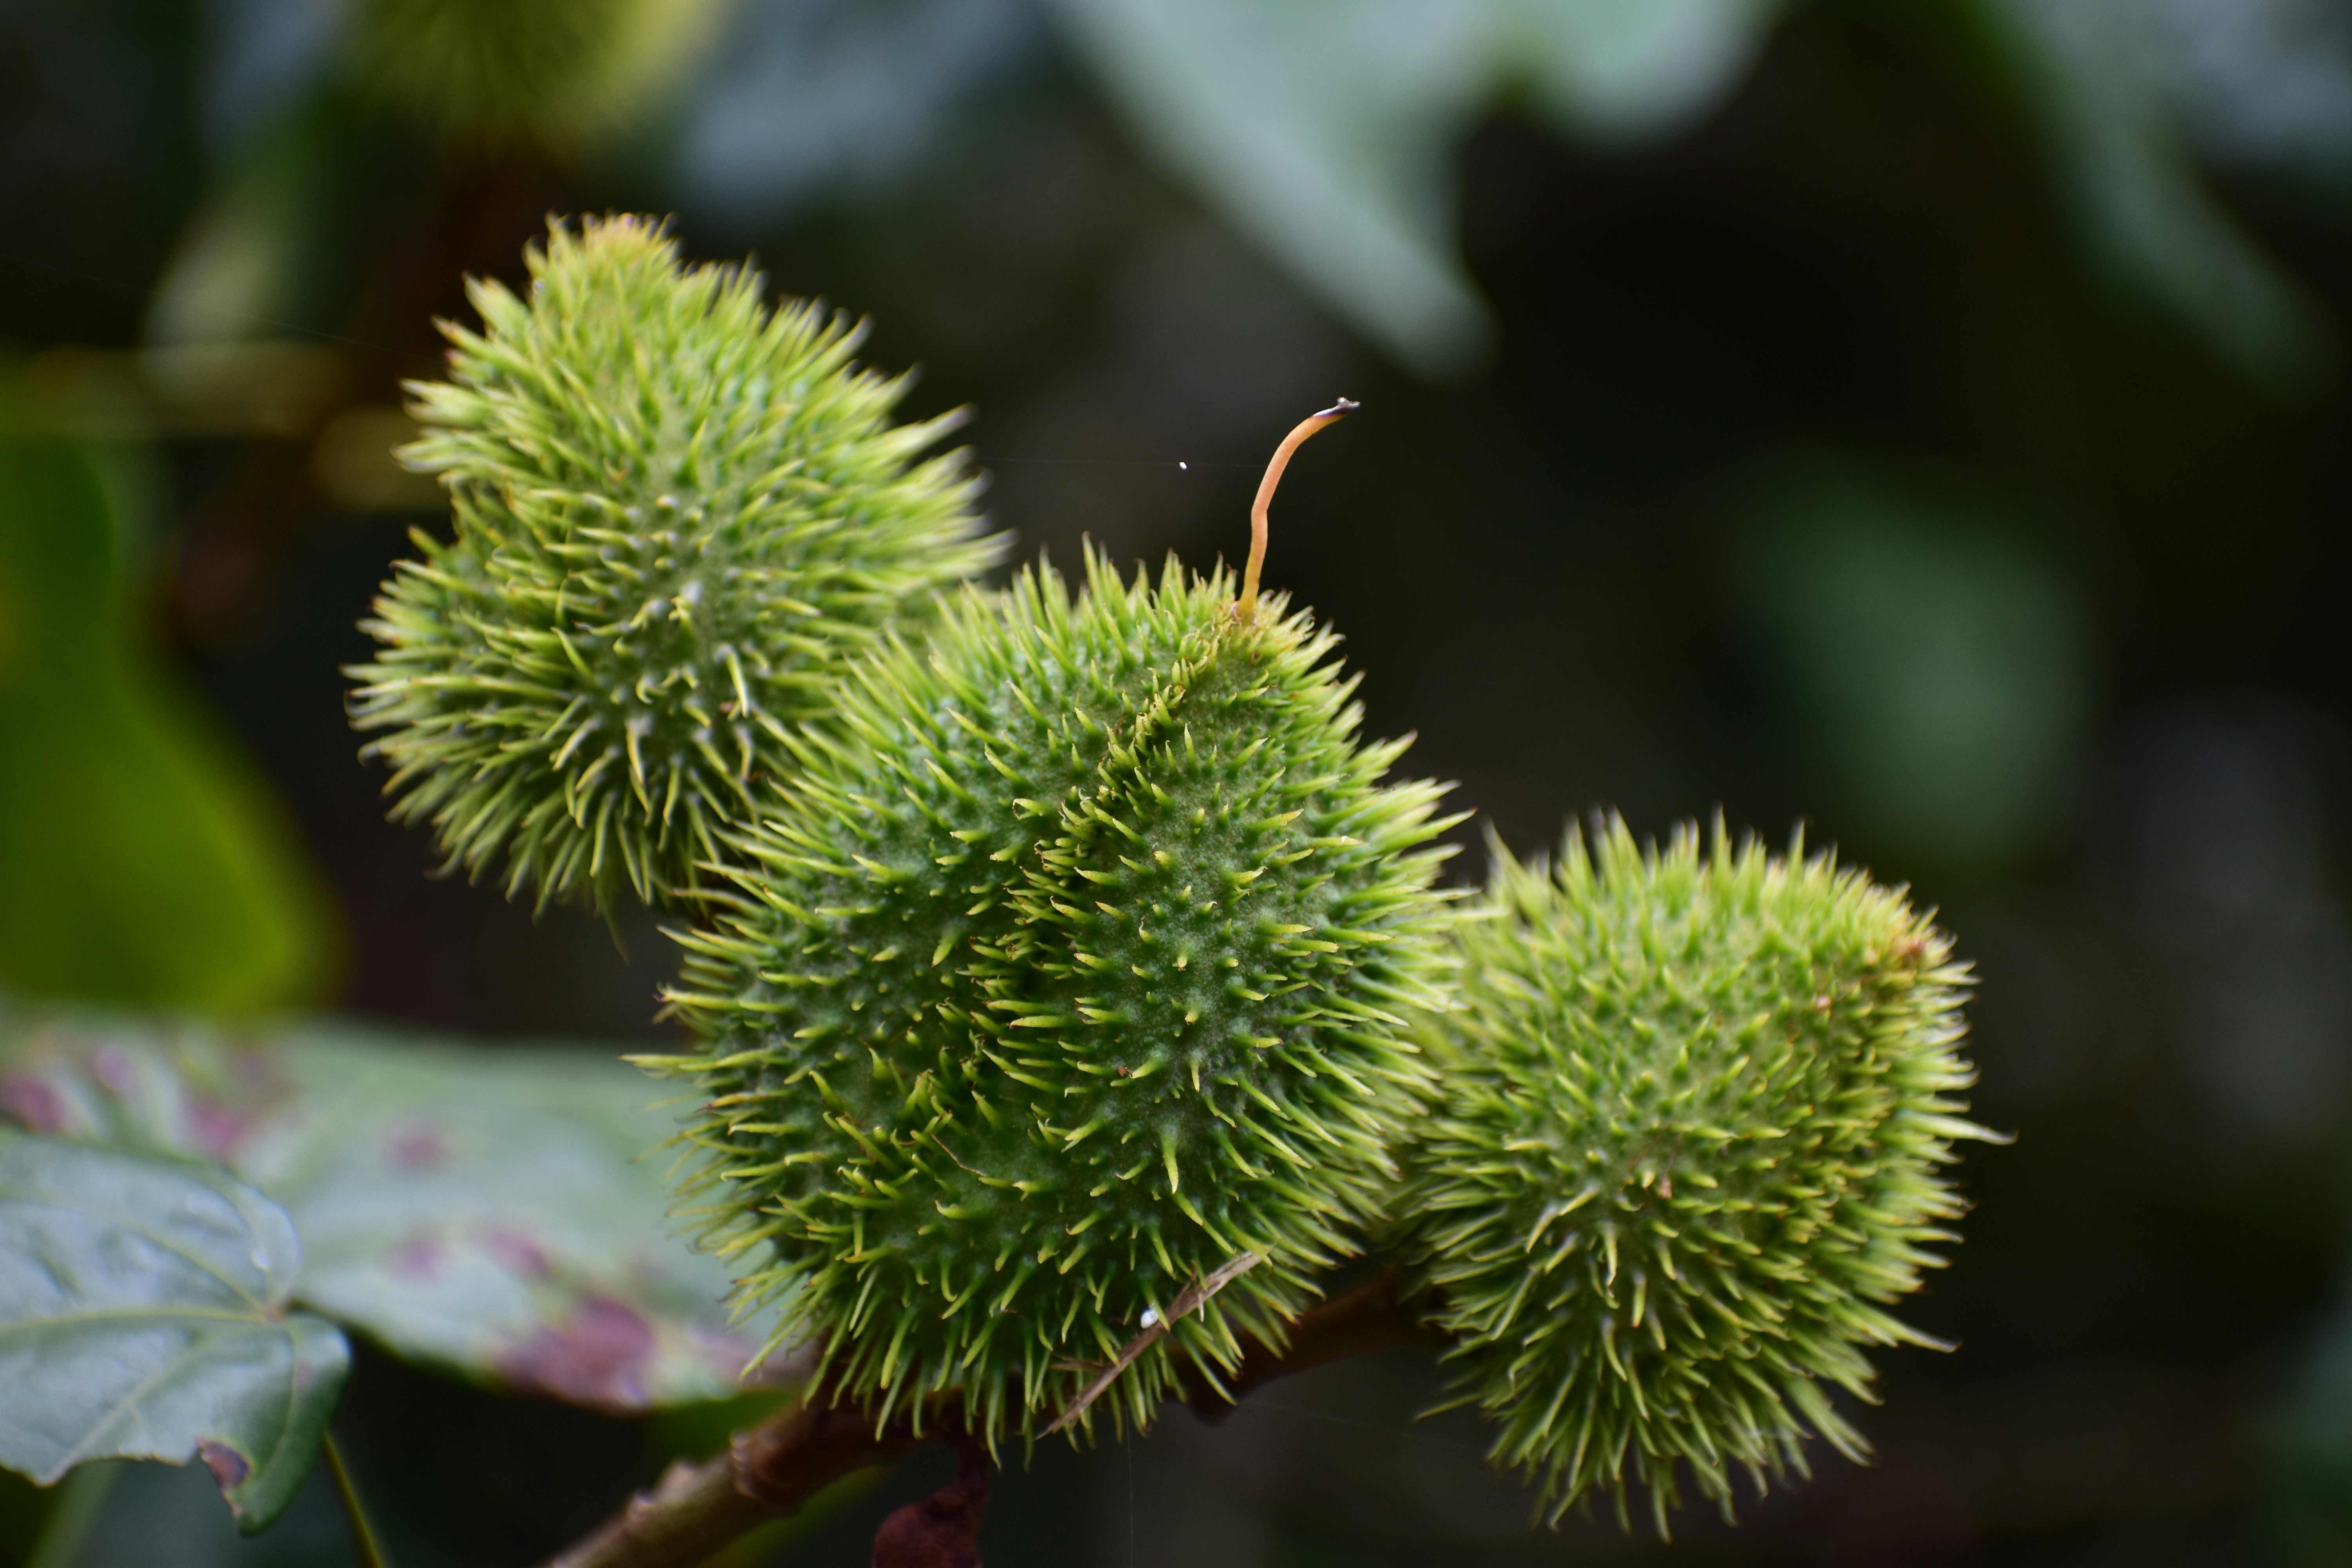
<box><xmin>352</xmin><ymin>0</ymin><xmax>727</xmax><ymax>147</ymax></box>
<box><xmin>348</xmin><ymin>215</ymin><xmax>1002</xmax><ymax>911</ymax></box>
<box><xmin>658</xmin><ymin>551</ymin><xmax>1456</xmax><ymax>1441</ymax></box>
<box><xmin>1398</xmin><ymin>818</ymin><xmax>1992</xmax><ymax>1533</ymax></box>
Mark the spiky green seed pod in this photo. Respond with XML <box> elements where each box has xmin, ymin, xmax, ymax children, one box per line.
<box><xmin>1398</xmin><ymin>818</ymin><xmax>1993</xmax><ymax>1534</ymax></box>
<box><xmin>351</xmin><ymin>0</ymin><xmax>729</xmax><ymax>146</ymax></box>
<box><xmin>347</xmin><ymin>216</ymin><xmax>1003</xmax><ymax>911</ymax></box>
<box><xmin>655</xmin><ymin>551</ymin><xmax>1457</xmax><ymax>1442</ymax></box>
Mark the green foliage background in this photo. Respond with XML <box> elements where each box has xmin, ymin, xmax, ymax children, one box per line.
<box><xmin>0</xmin><ymin>426</ymin><xmax>334</xmax><ymax>1013</ymax></box>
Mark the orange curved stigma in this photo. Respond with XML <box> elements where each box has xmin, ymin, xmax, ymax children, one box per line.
<box><xmin>1238</xmin><ymin>397</ymin><xmax>1357</xmax><ymax>619</ymax></box>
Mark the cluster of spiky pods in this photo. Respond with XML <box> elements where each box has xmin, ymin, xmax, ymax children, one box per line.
<box><xmin>354</xmin><ymin>214</ymin><xmax>1994</xmax><ymax>1530</ymax></box>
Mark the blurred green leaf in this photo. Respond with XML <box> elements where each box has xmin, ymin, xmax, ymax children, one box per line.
<box><xmin>1048</xmin><ymin>0</ymin><xmax>1777</xmax><ymax>379</ymax></box>
<box><xmin>1049</xmin><ymin>0</ymin><xmax>1495</xmax><ymax>378</ymax></box>
<box><xmin>2267</xmin><ymin>1287</ymin><xmax>2352</xmax><ymax>1560</ymax></box>
<box><xmin>1986</xmin><ymin>0</ymin><xmax>2324</xmax><ymax>389</ymax></box>
<box><xmin>0</xmin><ymin>1134</ymin><xmax>348</xmax><ymax>1533</ymax></box>
<box><xmin>1510</xmin><ymin>0</ymin><xmax>1778</xmax><ymax>143</ymax></box>
<box><xmin>0</xmin><ymin>430</ymin><xmax>338</xmax><ymax>1013</ymax></box>
<box><xmin>147</xmin><ymin>100</ymin><xmax>350</xmax><ymax>349</ymax></box>
<box><xmin>1729</xmin><ymin>457</ymin><xmax>2096</xmax><ymax>871</ymax></box>
<box><xmin>0</xmin><ymin>1010</ymin><xmax>782</xmax><ymax>1412</ymax></box>
<box><xmin>1051</xmin><ymin>0</ymin><xmax>2321</xmax><ymax>386</ymax></box>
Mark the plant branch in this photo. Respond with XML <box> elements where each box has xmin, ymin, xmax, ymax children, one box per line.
<box><xmin>323</xmin><ymin>1434</ymin><xmax>392</xmax><ymax>1568</ymax></box>
<box><xmin>25</xmin><ymin>1461</ymin><xmax>121</xmax><ymax>1568</ymax></box>
<box><xmin>538</xmin><ymin>1270</ymin><xmax>1434</xmax><ymax>1568</ymax></box>
<box><xmin>543</xmin><ymin>1402</ymin><xmax>925</xmax><ymax>1568</ymax></box>
<box><xmin>1181</xmin><ymin>1268</ymin><xmax>1437</xmax><ymax>1418</ymax></box>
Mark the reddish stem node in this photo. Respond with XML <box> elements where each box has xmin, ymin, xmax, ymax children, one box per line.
<box><xmin>871</xmin><ymin>1441</ymin><xmax>991</xmax><ymax>1568</ymax></box>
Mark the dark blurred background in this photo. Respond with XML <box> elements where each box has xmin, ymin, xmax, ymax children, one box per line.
<box><xmin>7</xmin><ymin>0</ymin><xmax>2352</xmax><ymax>1563</ymax></box>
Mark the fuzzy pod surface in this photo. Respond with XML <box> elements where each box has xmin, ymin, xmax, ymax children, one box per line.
<box><xmin>1399</xmin><ymin>819</ymin><xmax>1993</xmax><ymax>1532</ymax></box>
<box><xmin>657</xmin><ymin>552</ymin><xmax>1457</xmax><ymax>1441</ymax></box>
<box><xmin>351</xmin><ymin>0</ymin><xmax>728</xmax><ymax>145</ymax></box>
<box><xmin>348</xmin><ymin>216</ymin><xmax>1002</xmax><ymax>911</ymax></box>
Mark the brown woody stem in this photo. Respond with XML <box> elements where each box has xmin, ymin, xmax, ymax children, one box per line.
<box><xmin>543</xmin><ymin>1403</ymin><xmax>923</xmax><ymax>1568</ymax></box>
<box><xmin>538</xmin><ymin>1270</ymin><xmax>1430</xmax><ymax>1568</ymax></box>
<box><xmin>1181</xmin><ymin>1268</ymin><xmax>1434</xmax><ymax>1417</ymax></box>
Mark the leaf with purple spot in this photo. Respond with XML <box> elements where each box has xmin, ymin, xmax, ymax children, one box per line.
<box><xmin>0</xmin><ymin>1134</ymin><xmax>348</xmax><ymax>1531</ymax></box>
<box><xmin>0</xmin><ymin>1008</ymin><xmax>786</xmax><ymax>1412</ymax></box>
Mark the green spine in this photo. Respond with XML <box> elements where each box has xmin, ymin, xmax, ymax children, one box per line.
<box><xmin>655</xmin><ymin>550</ymin><xmax>1457</xmax><ymax>1441</ymax></box>
<box><xmin>347</xmin><ymin>215</ymin><xmax>1003</xmax><ymax>911</ymax></box>
<box><xmin>1399</xmin><ymin>818</ymin><xmax>1993</xmax><ymax>1532</ymax></box>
